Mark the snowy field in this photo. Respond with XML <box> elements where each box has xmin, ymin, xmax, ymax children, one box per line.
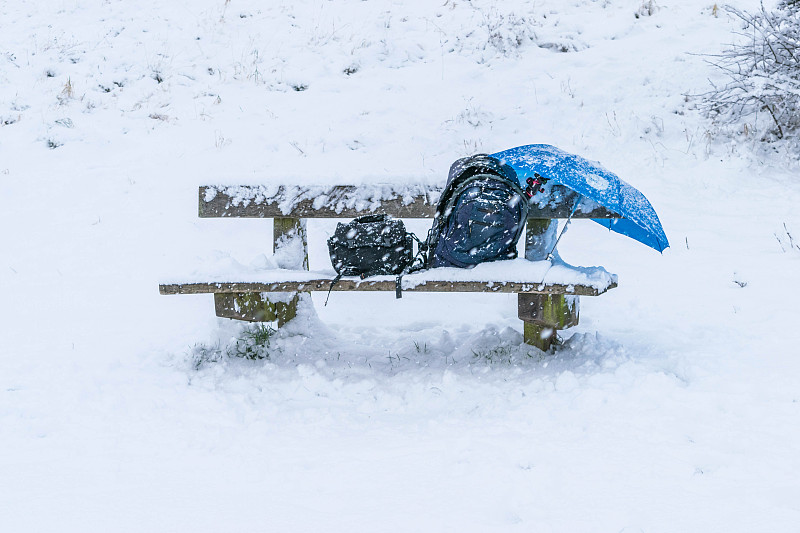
<box><xmin>2</xmin><ymin>0</ymin><xmax>800</xmax><ymax>531</ymax></box>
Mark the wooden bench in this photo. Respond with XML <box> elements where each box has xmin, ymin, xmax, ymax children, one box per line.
<box><xmin>159</xmin><ymin>184</ymin><xmax>619</xmax><ymax>351</ymax></box>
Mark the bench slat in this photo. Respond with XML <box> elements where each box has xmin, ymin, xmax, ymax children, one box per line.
<box><xmin>200</xmin><ymin>186</ymin><xmax>436</xmax><ymax>219</ymax></box>
<box><xmin>199</xmin><ymin>185</ymin><xmax>621</xmax><ymax>219</ymax></box>
<box><xmin>159</xmin><ymin>279</ymin><xmax>615</xmax><ymax>297</ymax></box>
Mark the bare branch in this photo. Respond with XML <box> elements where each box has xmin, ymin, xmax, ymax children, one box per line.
<box><xmin>699</xmin><ymin>2</ymin><xmax>800</xmax><ymax>145</ymax></box>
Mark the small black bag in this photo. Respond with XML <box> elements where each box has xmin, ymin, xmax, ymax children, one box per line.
<box><xmin>328</xmin><ymin>213</ymin><xmax>414</xmax><ymax>277</ymax></box>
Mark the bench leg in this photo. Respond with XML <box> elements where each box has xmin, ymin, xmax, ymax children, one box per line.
<box><xmin>521</xmin><ymin>218</ymin><xmax>581</xmax><ymax>350</ymax></box>
<box><xmin>523</xmin><ymin>322</ymin><xmax>558</xmax><ymax>352</ymax></box>
<box><xmin>214</xmin><ymin>292</ymin><xmax>298</xmax><ymax>326</ymax></box>
<box><xmin>519</xmin><ymin>293</ymin><xmax>580</xmax><ymax>351</ymax></box>
<box><xmin>272</xmin><ymin>217</ymin><xmax>307</xmax><ymax>325</ymax></box>
<box><xmin>213</xmin><ymin>217</ymin><xmax>308</xmax><ymax>327</ymax></box>
<box><xmin>525</xmin><ymin>218</ymin><xmax>558</xmax><ymax>261</ymax></box>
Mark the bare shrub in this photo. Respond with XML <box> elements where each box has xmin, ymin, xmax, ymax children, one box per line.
<box><xmin>481</xmin><ymin>8</ymin><xmax>537</xmax><ymax>56</ymax></box>
<box><xmin>635</xmin><ymin>1</ymin><xmax>660</xmax><ymax>18</ymax></box>
<box><xmin>701</xmin><ymin>2</ymin><xmax>800</xmax><ymax>145</ymax></box>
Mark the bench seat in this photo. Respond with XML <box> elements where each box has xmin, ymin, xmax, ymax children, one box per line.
<box><xmin>160</xmin><ymin>278</ymin><xmax>615</xmax><ymax>296</ymax></box>
<box><xmin>160</xmin><ymin>257</ymin><xmax>617</xmax><ymax>297</ymax></box>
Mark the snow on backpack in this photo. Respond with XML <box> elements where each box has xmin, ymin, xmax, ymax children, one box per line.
<box><xmin>426</xmin><ymin>154</ymin><xmax>529</xmax><ymax>268</ymax></box>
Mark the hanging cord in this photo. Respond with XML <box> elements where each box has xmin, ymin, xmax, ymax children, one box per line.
<box><xmin>423</xmin><ymin>214</ymin><xmax>442</xmax><ymax>269</ymax></box>
<box><xmin>324</xmin><ymin>272</ymin><xmax>344</xmax><ymax>306</ymax></box>
<box><xmin>395</xmin><ymin>232</ymin><xmax>429</xmax><ymax>299</ymax></box>
<box><xmin>546</xmin><ymin>196</ymin><xmax>580</xmax><ymax>260</ymax></box>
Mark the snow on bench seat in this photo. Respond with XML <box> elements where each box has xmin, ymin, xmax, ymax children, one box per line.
<box><xmin>159</xmin><ymin>259</ymin><xmax>617</xmax><ymax>297</ymax></box>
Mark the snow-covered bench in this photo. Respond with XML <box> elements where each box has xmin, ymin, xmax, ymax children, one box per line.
<box><xmin>159</xmin><ymin>184</ymin><xmax>619</xmax><ymax>351</ymax></box>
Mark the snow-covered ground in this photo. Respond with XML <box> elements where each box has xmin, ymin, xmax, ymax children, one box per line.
<box><xmin>2</xmin><ymin>0</ymin><xmax>800</xmax><ymax>530</ymax></box>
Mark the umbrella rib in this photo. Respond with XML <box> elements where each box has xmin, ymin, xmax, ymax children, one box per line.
<box><xmin>546</xmin><ymin>196</ymin><xmax>580</xmax><ymax>261</ymax></box>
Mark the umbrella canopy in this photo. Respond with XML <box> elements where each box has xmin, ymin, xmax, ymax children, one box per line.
<box><xmin>491</xmin><ymin>144</ymin><xmax>669</xmax><ymax>252</ymax></box>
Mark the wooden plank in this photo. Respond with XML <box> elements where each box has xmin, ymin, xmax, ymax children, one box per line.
<box><xmin>198</xmin><ymin>185</ymin><xmax>621</xmax><ymax>220</ymax></box>
<box><xmin>199</xmin><ymin>186</ymin><xmax>437</xmax><ymax>219</ymax></box>
<box><xmin>532</xmin><ymin>206</ymin><xmax>617</xmax><ymax>219</ymax></box>
<box><xmin>160</xmin><ymin>279</ymin><xmax>616</xmax><ymax>297</ymax></box>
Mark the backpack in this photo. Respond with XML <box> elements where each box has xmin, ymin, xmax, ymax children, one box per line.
<box><xmin>426</xmin><ymin>154</ymin><xmax>529</xmax><ymax>268</ymax></box>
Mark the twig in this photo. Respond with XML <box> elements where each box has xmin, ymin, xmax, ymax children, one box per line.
<box><xmin>289</xmin><ymin>141</ymin><xmax>305</xmax><ymax>156</ymax></box>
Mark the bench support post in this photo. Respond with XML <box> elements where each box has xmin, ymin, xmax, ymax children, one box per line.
<box><xmin>523</xmin><ymin>323</ymin><xmax>556</xmax><ymax>352</ymax></box>
<box><xmin>521</xmin><ymin>218</ymin><xmax>580</xmax><ymax>350</ymax></box>
<box><xmin>213</xmin><ymin>217</ymin><xmax>308</xmax><ymax>326</ymax></box>
<box><xmin>271</xmin><ymin>217</ymin><xmax>308</xmax><ymax>326</ymax></box>
<box><xmin>214</xmin><ymin>292</ymin><xmax>297</xmax><ymax>325</ymax></box>
<box><xmin>518</xmin><ymin>293</ymin><xmax>580</xmax><ymax>351</ymax></box>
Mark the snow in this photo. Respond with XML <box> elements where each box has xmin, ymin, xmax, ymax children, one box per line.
<box><xmin>166</xmin><ymin>256</ymin><xmax>616</xmax><ymax>292</ymax></box>
<box><xmin>3</xmin><ymin>0</ymin><xmax>800</xmax><ymax>531</ymax></box>
<box><xmin>208</xmin><ymin>182</ymin><xmax>441</xmax><ymax>215</ymax></box>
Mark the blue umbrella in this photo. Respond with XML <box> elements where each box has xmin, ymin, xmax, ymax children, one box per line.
<box><xmin>491</xmin><ymin>144</ymin><xmax>669</xmax><ymax>252</ymax></box>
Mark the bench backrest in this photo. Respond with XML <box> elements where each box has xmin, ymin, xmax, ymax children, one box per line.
<box><xmin>199</xmin><ymin>185</ymin><xmax>621</xmax><ymax>220</ymax></box>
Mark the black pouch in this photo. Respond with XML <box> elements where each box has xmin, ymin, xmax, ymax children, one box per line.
<box><xmin>327</xmin><ymin>213</ymin><xmax>414</xmax><ymax>278</ymax></box>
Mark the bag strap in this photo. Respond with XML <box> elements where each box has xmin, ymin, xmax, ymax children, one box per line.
<box><xmin>408</xmin><ymin>232</ymin><xmax>428</xmax><ymax>273</ymax></box>
<box><xmin>324</xmin><ymin>272</ymin><xmax>344</xmax><ymax>306</ymax></box>
<box><xmin>353</xmin><ymin>213</ymin><xmax>388</xmax><ymax>224</ymax></box>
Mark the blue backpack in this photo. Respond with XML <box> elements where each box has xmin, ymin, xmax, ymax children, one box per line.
<box><xmin>426</xmin><ymin>154</ymin><xmax>529</xmax><ymax>268</ymax></box>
